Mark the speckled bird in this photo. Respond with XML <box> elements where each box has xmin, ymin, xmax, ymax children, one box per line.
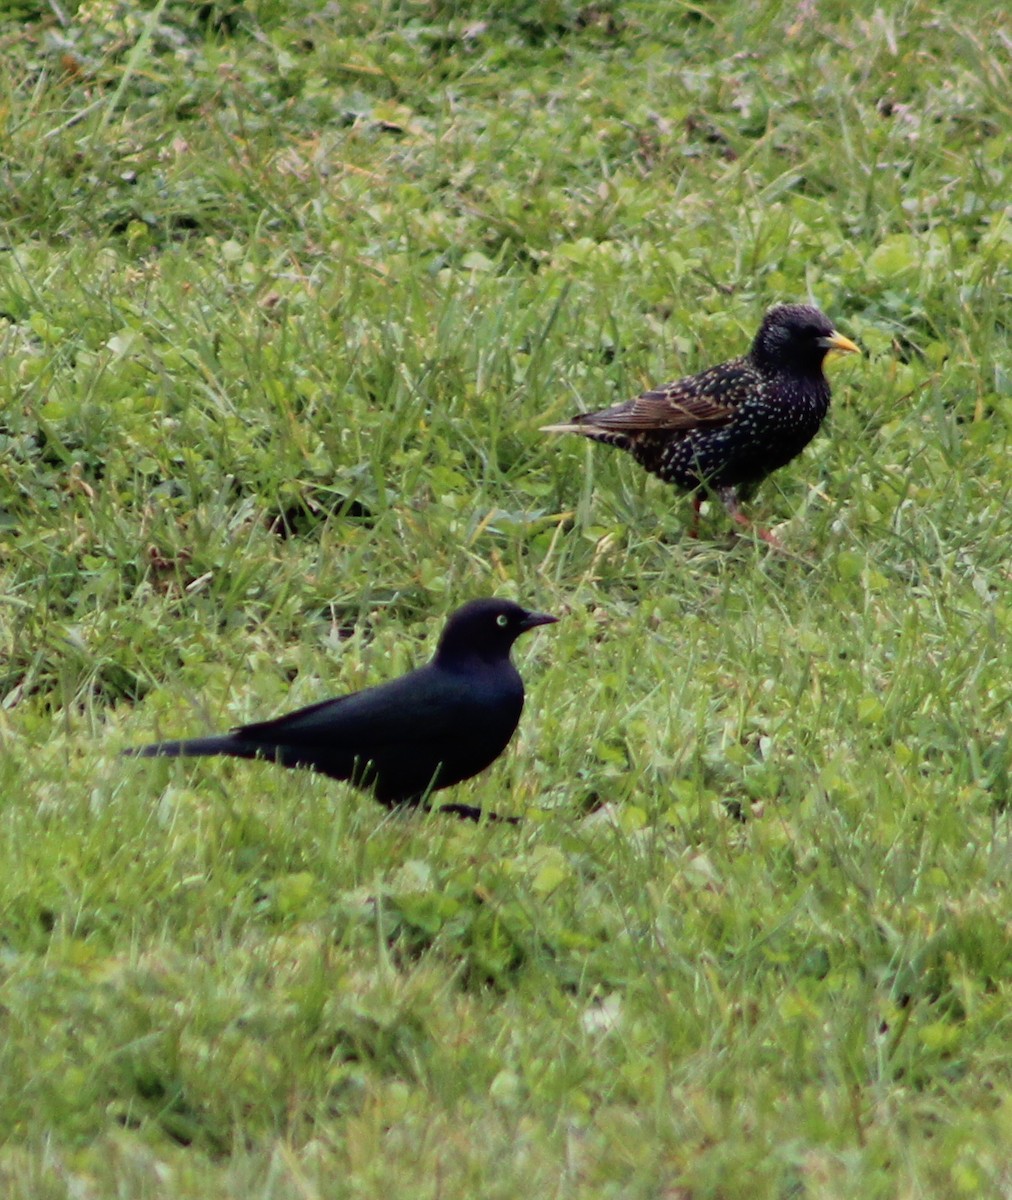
<box><xmin>542</xmin><ymin>304</ymin><xmax>859</xmax><ymax>544</ymax></box>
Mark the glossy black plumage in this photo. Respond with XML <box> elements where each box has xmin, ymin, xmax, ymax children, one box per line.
<box><xmin>543</xmin><ymin>304</ymin><xmax>859</xmax><ymax>544</ymax></box>
<box><xmin>124</xmin><ymin>599</ymin><xmax>557</xmax><ymax>821</ymax></box>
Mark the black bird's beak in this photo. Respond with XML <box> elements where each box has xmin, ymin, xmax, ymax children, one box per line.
<box><xmin>520</xmin><ymin>611</ymin><xmax>558</xmax><ymax>631</ymax></box>
<box><xmin>819</xmin><ymin>330</ymin><xmax>860</xmax><ymax>356</ymax></box>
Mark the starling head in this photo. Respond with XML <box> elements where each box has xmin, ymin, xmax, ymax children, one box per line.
<box><xmin>436</xmin><ymin>599</ymin><xmax>558</xmax><ymax>666</ymax></box>
<box><xmin>750</xmin><ymin>304</ymin><xmax>860</xmax><ymax>374</ymax></box>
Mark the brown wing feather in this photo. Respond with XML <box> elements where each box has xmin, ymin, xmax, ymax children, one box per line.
<box><xmin>588</xmin><ymin>387</ymin><xmax>733</xmax><ymax>431</ymax></box>
<box><xmin>571</xmin><ymin>358</ymin><xmax>754</xmax><ymax>434</ymax></box>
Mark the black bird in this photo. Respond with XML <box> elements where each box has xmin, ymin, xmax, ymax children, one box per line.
<box><xmin>124</xmin><ymin>598</ymin><xmax>557</xmax><ymax>822</ymax></box>
<box><xmin>542</xmin><ymin>303</ymin><xmax>859</xmax><ymax>545</ymax></box>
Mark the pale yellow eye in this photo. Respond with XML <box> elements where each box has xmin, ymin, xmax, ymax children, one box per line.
<box><xmin>496</xmin><ymin>614</ymin><xmax>509</xmax><ymax>628</ymax></box>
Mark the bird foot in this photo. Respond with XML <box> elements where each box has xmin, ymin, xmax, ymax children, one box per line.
<box><xmin>734</xmin><ymin>516</ymin><xmax>785</xmax><ymax>551</ymax></box>
<box><xmin>719</xmin><ymin>488</ymin><xmax>785</xmax><ymax>550</ymax></box>
<box><xmin>753</xmin><ymin>524</ymin><xmax>785</xmax><ymax>550</ymax></box>
<box><xmin>428</xmin><ymin>802</ymin><xmax>521</xmax><ymax>825</ymax></box>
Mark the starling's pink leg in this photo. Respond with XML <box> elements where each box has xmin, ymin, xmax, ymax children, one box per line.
<box><xmin>719</xmin><ymin>487</ymin><xmax>783</xmax><ymax>549</ymax></box>
<box><xmin>688</xmin><ymin>494</ymin><xmax>703</xmax><ymax>539</ymax></box>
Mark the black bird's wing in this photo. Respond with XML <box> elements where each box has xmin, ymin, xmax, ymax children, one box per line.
<box><xmin>233</xmin><ymin>665</ymin><xmax>481</xmax><ymax>749</ymax></box>
<box><xmin>230</xmin><ymin>661</ymin><xmax>524</xmax><ymax>801</ymax></box>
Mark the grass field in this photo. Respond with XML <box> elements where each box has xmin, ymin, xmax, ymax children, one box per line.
<box><xmin>1</xmin><ymin>1</ymin><xmax>1010</xmax><ymax>1196</ymax></box>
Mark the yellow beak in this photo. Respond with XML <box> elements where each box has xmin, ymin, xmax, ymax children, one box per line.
<box><xmin>822</xmin><ymin>330</ymin><xmax>860</xmax><ymax>356</ymax></box>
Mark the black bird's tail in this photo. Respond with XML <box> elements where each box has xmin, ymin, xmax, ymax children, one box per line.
<box><xmin>122</xmin><ymin>734</ymin><xmax>262</xmax><ymax>762</ymax></box>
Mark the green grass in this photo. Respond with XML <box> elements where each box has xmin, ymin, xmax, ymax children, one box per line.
<box><xmin>1</xmin><ymin>0</ymin><xmax>1010</xmax><ymax>1195</ymax></box>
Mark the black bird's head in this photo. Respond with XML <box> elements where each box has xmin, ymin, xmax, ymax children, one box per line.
<box><xmin>435</xmin><ymin>598</ymin><xmax>558</xmax><ymax>666</ymax></box>
<box><xmin>751</xmin><ymin>304</ymin><xmax>860</xmax><ymax>374</ymax></box>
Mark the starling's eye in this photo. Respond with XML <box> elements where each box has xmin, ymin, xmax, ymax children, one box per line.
<box><xmin>496</xmin><ymin>614</ymin><xmax>510</xmax><ymax>628</ymax></box>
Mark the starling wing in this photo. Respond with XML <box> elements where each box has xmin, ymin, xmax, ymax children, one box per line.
<box><xmin>542</xmin><ymin>360</ymin><xmax>752</xmax><ymax>435</ymax></box>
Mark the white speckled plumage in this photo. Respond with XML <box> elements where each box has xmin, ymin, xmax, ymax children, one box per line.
<box><xmin>542</xmin><ymin>304</ymin><xmax>859</xmax><ymax>539</ymax></box>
